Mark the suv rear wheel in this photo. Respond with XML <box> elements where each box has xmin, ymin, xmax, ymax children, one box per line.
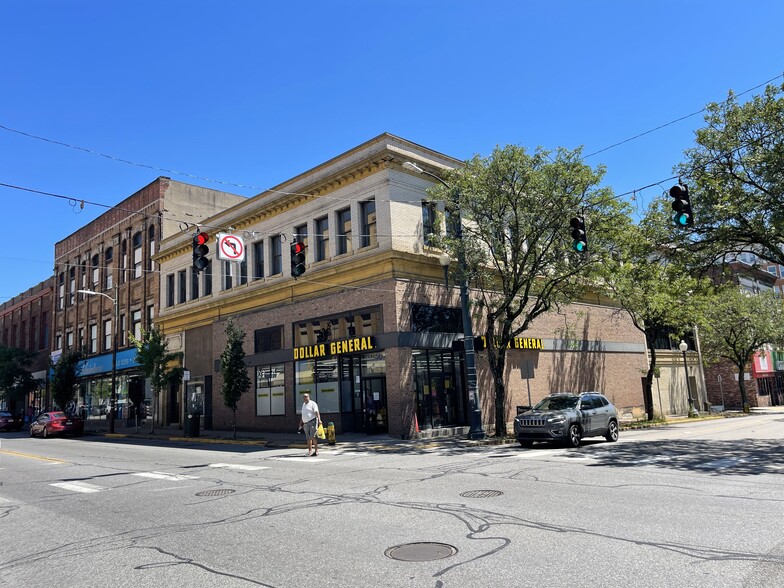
<box><xmin>566</xmin><ymin>423</ymin><xmax>581</xmax><ymax>447</ymax></box>
<box><xmin>605</xmin><ymin>419</ymin><xmax>619</xmax><ymax>442</ymax></box>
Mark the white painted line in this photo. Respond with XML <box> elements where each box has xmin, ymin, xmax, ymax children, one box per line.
<box><xmin>51</xmin><ymin>481</ymin><xmax>105</xmax><ymax>493</ymax></box>
<box><xmin>132</xmin><ymin>472</ymin><xmax>199</xmax><ymax>481</ymax></box>
<box><xmin>272</xmin><ymin>456</ymin><xmax>328</xmax><ymax>462</ymax></box>
<box><xmin>208</xmin><ymin>463</ymin><xmax>269</xmax><ymax>471</ymax></box>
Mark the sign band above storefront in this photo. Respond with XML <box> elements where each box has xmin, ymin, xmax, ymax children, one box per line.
<box><xmin>294</xmin><ymin>336</ymin><xmax>376</xmax><ymax>360</ymax></box>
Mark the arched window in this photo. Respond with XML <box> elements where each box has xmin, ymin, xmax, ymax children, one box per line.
<box><xmin>132</xmin><ymin>231</ymin><xmax>143</xmax><ymax>278</ymax></box>
<box><xmin>92</xmin><ymin>254</ymin><xmax>100</xmax><ymax>287</ymax></box>
<box><xmin>105</xmin><ymin>247</ymin><xmax>114</xmax><ymax>290</ymax></box>
<box><xmin>147</xmin><ymin>225</ymin><xmax>156</xmax><ymax>271</ymax></box>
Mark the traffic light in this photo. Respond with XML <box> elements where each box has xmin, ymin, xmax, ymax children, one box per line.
<box><xmin>670</xmin><ymin>183</ymin><xmax>693</xmax><ymax>227</ymax></box>
<box><xmin>569</xmin><ymin>217</ymin><xmax>587</xmax><ymax>252</ymax></box>
<box><xmin>290</xmin><ymin>240</ymin><xmax>306</xmax><ymax>277</ymax></box>
<box><xmin>192</xmin><ymin>231</ymin><xmax>210</xmax><ymax>271</ymax></box>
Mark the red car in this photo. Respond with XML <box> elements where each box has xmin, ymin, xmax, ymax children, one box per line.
<box><xmin>0</xmin><ymin>411</ymin><xmax>24</xmax><ymax>432</ymax></box>
<box><xmin>29</xmin><ymin>412</ymin><xmax>84</xmax><ymax>438</ymax></box>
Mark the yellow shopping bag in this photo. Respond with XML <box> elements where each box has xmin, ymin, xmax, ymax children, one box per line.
<box><xmin>317</xmin><ymin>423</ymin><xmax>326</xmax><ymax>439</ymax></box>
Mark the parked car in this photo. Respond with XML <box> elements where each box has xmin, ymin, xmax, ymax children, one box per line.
<box><xmin>29</xmin><ymin>412</ymin><xmax>84</xmax><ymax>438</ymax></box>
<box><xmin>514</xmin><ymin>392</ymin><xmax>619</xmax><ymax>448</ymax></box>
<box><xmin>0</xmin><ymin>411</ymin><xmax>24</xmax><ymax>432</ymax></box>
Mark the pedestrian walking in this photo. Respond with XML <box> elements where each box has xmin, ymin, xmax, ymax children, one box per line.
<box><xmin>299</xmin><ymin>393</ymin><xmax>321</xmax><ymax>456</ymax></box>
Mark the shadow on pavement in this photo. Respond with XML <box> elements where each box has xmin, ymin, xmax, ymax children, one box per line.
<box><xmin>575</xmin><ymin>438</ymin><xmax>784</xmax><ymax>476</ymax></box>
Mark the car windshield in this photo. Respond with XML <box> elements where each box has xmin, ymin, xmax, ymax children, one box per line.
<box><xmin>50</xmin><ymin>412</ymin><xmax>66</xmax><ymax>418</ymax></box>
<box><xmin>534</xmin><ymin>396</ymin><xmax>579</xmax><ymax>411</ymax></box>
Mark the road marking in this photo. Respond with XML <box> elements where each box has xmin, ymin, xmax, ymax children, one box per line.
<box><xmin>208</xmin><ymin>463</ymin><xmax>269</xmax><ymax>471</ymax></box>
<box><xmin>132</xmin><ymin>472</ymin><xmax>199</xmax><ymax>481</ymax></box>
<box><xmin>0</xmin><ymin>449</ymin><xmax>66</xmax><ymax>464</ymax></box>
<box><xmin>51</xmin><ymin>481</ymin><xmax>105</xmax><ymax>493</ymax></box>
<box><xmin>271</xmin><ymin>456</ymin><xmax>328</xmax><ymax>462</ymax></box>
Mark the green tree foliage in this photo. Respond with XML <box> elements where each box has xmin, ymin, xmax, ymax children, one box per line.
<box><xmin>50</xmin><ymin>348</ymin><xmax>85</xmax><ymax>412</ymax></box>
<box><xmin>0</xmin><ymin>344</ymin><xmax>39</xmax><ymax>413</ymax></box>
<box><xmin>429</xmin><ymin>145</ymin><xmax>632</xmax><ymax>436</ymax></box>
<box><xmin>698</xmin><ymin>288</ymin><xmax>784</xmax><ymax>409</ymax></box>
<box><xmin>220</xmin><ymin>318</ymin><xmax>251</xmax><ymax>439</ymax></box>
<box><xmin>130</xmin><ymin>326</ymin><xmax>183</xmax><ymax>433</ymax></box>
<box><xmin>670</xmin><ymin>82</ymin><xmax>784</xmax><ymax>267</ymax></box>
<box><xmin>600</xmin><ymin>220</ymin><xmax>711</xmax><ymax>419</ymax></box>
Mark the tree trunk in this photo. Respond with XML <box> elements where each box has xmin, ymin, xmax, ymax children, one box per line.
<box><xmin>232</xmin><ymin>406</ymin><xmax>237</xmax><ymax>439</ymax></box>
<box><xmin>737</xmin><ymin>366</ymin><xmax>750</xmax><ymax>411</ymax></box>
<box><xmin>644</xmin><ymin>331</ymin><xmax>657</xmax><ymax>420</ymax></box>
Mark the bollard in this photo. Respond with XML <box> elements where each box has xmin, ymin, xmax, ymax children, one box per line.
<box><xmin>327</xmin><ymin>421</ymin><xmax>336</xmax><ymax>445</ymax></box>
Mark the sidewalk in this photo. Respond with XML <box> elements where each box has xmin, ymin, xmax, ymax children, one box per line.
<box><xmin>81</xmin><ymin>407</ymin><xmax>780</xmax><ymax>452</ymax></box>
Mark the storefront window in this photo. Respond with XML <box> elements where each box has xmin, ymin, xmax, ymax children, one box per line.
<box><xmin>413</xmin><ymin>349</ymin><xmax>466</xmax><ymax>429</ymax></box>
<box><xmin>295</xmin><ymin>358</ymin><xmax>339</xmax><ymax>413</ymax></box>
<box><xmin>256</xmin><ymin>363</ymin><xmax>285</xmax><ymax>416</ymax></box>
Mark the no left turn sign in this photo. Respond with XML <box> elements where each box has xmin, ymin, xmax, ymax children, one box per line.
<box><xmin>216</xmin><ymin>233</ymin><xmax>245</xmax><ymax>262</ymax></box>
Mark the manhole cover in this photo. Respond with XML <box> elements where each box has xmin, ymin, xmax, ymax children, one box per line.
<box><xmin>385</xmin><ymin>542</ymin><xmax>458</xmax><ymax>562</ymax></box>
<box><xmin>460</xmin><ymin>490</ymin><xmax>503</xmax><ymax>498</ymax></box>
<box><xmin>195</xmin><ymin>489</ymin><xmax>236</xmax><ymax>497</ymax></box>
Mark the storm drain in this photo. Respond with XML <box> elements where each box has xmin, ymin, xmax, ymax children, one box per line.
<box><xmin>195</xmin><ymin>489</ymin><xmax>236</xmax><ymax>497</ymax></box>
<box><xmin>385</xmin><ymin>542</ymin><xmax>458</xmax><ymax>562</ymax></box>
<box><xmin>460</xmin><ymin>490</ymin><xmax>503</xmax><ymax>498</ymax></box>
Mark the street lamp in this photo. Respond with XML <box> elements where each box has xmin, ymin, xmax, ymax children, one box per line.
<box><xmin>678</xmin><ymin>340</ymin><xmax>698</xmax><ymax>418</ymax></box>
<box><xmin>403</xmin><ymin>161</ymin><xmax>485</xmax><ymax>439</ymax></box>
<box><xmin>78</xmin><ymin>286</ymin><xmax>119</xmax><ymax>433</ymax></box>
<box><xmin>438</xmin><ymin>251</ymin><xmax>451</xmax><ymax>288</ymax></box>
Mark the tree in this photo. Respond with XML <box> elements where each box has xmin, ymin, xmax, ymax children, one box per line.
<box><xmin>130</xmin><ymin>326</ymin><xmax>183</xmax><ymax>433</ymax></box>
<box><xmin>599</xmin><ymin>221</ymin><xmax>710</xmax><ymax>419</ymax></box>
<box><xmin>671</xmin><ymin>82</ymin><xmax>784</xmax><ymax>268</ymax></box>
<box><xmin>50</xmin><ymin>348</ymin><xmax>85</xmax><ymax>413</ymax></box>
<box><xmin>429</xmin><ymin>145</ymin><xmax>632</xmax><ymax>436</ymax></box>
<box><xmin>0</xmin><ymin>344</ymin><xmax>39</xmax><ymax>413</ymax></box>
<box><xmin>698</xmin><ymin>288</ymin><xmax>784</xmax><ymax>411</ymax></box>
<box><xmin>220</xmin><ymin>318</ymin><xmax>251</xmax><ymax>439</ymax></box>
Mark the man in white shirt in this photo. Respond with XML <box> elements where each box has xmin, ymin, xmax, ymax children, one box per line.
<box><xmin>299</xmin><ymin>393</ymin><xmax>322</xmax><ymax>456</ymax></box>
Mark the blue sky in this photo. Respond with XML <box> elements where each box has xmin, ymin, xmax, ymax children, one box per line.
<box><xmin>1</xmin><ymin>0</ymin><xmax>782</xmax><ymax>300</ymax></box>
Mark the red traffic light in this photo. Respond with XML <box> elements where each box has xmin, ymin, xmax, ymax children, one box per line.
<box><xmin>193</xmin><ymin>231</ymin><xmax>209</xmax><ymax>246</ymax></box>
<box><xmin>291</xmin><ymin>241</ymin><xmax>305</xmax><ymax>255</ymax></box>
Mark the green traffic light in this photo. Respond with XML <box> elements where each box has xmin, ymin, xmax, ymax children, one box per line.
<box><xmin>572</xmin><ymin>240</ymin><xmax>587</xmax><ymax>252</ymax></box>
<box><xmin>673</xmin><ymin>212</ymin><xmax>690</xmax><ymax>227</ymax></box>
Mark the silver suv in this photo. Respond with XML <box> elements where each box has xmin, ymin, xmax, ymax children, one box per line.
<box><xmin>514</xmin><ymin>392</ymin><xmax>619</xmax><ymax>448</ymax></box>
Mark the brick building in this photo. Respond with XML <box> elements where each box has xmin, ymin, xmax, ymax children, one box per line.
<box><xmin>156</xmin><ymin>134</ymin><xmax>664</xmax><ymax>438</ymax></box>
<box><xmin>53</xmin><ymin>177</ymin><xmax>245</xmax><ymax>419</ymax></box>
<box><xmin>0</xmin><ymin>278</ymin><xmax>53</xmax><ymax>414</ymax></box>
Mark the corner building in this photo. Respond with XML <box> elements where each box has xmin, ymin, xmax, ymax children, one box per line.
<box><xmin>156</xmin><ymin>134</ymin><xmax>649</xmax><ymax>438</ymax></box>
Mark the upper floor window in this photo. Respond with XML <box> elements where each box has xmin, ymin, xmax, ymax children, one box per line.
<box><xmin>337</xmin><ymin>208</ymin><xmax>352</xmax><ymax>255</ymax></box>
<box><xmin>103</xmin><ymin>319</ymin><xmax>112</xmax><ymax>351</ymax></box>
<box><xmin>360</xmin><ymin>199</ymin><xmax>377</xmax><ymax>248</ymax></box>
<box><xmin>90</xmin><ymin>324</ymin><xmax>98</xmax><ymax>353</ymax></box>
<box><xmin>69</xmin><ymin>267</ymin><xmax>76</xmax><ymax>306</ymax></box>
<box><xmin>223</xmin><ymin>261</ymin><xmax>233</xmax><ymax>290</ymax></box>
<box><xmin>270</xmin><ymin>236</ymin><xmax>282</xmax><ymax>275</ymax></box>
<box><xmin>92</xmin><ymin>254</ymin><xmax>100</xmax><ymax>287</ymax></box>
<box><xmin>121</xmin><ymin>239</ymin><xmax>128</xmax><ymax>283</ymax></box>
<box><xmin>131</xmin><ymin>310</ymin><xmax>142</xmax><ymax>341</ymax></box>
<box><xmin>58</xmin><ymin>272</ymin><xmax>65</xmax><ymax>310</ymax></box>
<box><xmin>178</xmin><ymin>270</ymin><xmax>187</xmax><ymax>303</ymax></box>
<box><xmin>191</xmin><ymin>268</ymin><xmax>200</xmax><ymax>300</ymax></box>
<box><xmin>422</xmin><ymin>201</ymin><xmax>437</xmax><ymax>246</ymax></box>
<box><xmin>132</xmin><ymin>231</ymin><xmax>143</xmax><ymax>278</ymax></box>
<box><xmin>166</xmin><ymin>274</ymin><xmax>175</xmax><ymax>307</ymax></box>
<box><xmin>252</xmin><ymin>241</ymin><xmax>264</xmax><ymax>280</ymax></box>
<box><xmin>147</xmin><ymin>225</ymin><xmax>156</xmax><ymax>271</ymax></box>
<box><xmin>239</xmin><ymin>258</ymin><xmax>248</xmax><ymax>286</ymax></box>
<box><xmin>315</xmin><ymin>216</ymin><xmax>329</xmax><ymax>262</ymax></box>
<box><xmin>105</xmin><ymin>247</ymin><xmax>114</xmax><ymax>290</ymax></box>
<box><xmin>294</xmin><ymin>224</ymin><xmax>308</xmax><ymax>251</ymax></box>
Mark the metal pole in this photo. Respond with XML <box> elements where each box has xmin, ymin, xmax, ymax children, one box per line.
<box><xmin>682</xmin><ymin>349</ymin><xmax>696</xmax><ymax>417</ymax></box>
<box><xmin>109</xmin><ymin>285</ymin><xmax>118</xmax><ymax>434</ymax></box>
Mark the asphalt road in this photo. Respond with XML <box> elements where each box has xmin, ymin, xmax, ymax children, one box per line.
<box><xmin>1</xmin><ymin>412</ymin><xmax>782</xmax><ymax>588</ymax></box>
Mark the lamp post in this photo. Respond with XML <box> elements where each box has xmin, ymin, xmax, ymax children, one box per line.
<box><xmin>78</xmin><ymin>286</ymin><xmax>119</xmax><ymax>433</ymax></box>
<box><xmin>403</xmin><ymin>161</ymin><xmax>485</xmax><ymax>439</ymax></box>
<box><xmin>678</xmin><ymin>340</ymin><xmax>698</xmax><ymax>417</ymax></box>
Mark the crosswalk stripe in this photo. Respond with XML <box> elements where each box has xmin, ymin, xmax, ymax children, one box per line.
<box><xmin>132</xmin><ymin>472</ymin><xmax>199</xmax><ymax>481</ymax></box>
<box><xmin>208</xmin><ymin>463</ymin><xmax>269</xmax><ymax>471</ymax></box>
<box><xmin>51</xmin><ymin>481</ymin><xmax>105</xmax><ymax>493</ymax></box>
